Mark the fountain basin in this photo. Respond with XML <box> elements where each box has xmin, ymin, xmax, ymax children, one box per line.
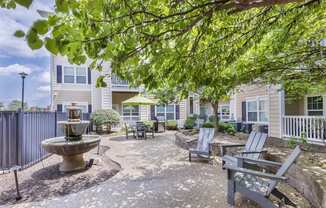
<box><xmin>58</xmin><ymin>121</ymin><xmax>90</xmax><ymax>141</ymax></box>
<box><xmin>42</xmin><ymin>135</ymin><xmax>101</xmax><ymax>172</ymax></box>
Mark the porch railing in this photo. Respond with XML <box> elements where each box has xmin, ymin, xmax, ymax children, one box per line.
<box><xmin>283</xmin><ymin>115</ymin><xmax>326</xmax><ymax>144</ymax></box>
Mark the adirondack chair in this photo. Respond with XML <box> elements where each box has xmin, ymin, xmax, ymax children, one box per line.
<box><xmin>189</xmin><ymin>128</ymin><xmax>215</xmax><ymax>162</ymax></box>
<box><xmin>225</xmin><ymin>146</ymin><xmax>302</xmax><ymax>208</ymax></box>
<box><xmin>221</xmin><ymin>131</ymin><xmax>268</xmax><ymax>168</ymax></box>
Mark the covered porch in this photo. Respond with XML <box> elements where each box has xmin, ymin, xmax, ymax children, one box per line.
<box><xmin>112</xmin><ymin>92</ymin><xmax>144</xmax><ymax>124</ymax></box>
<box><xmin>282</xmin><ymin>95</ymin><xmax>326</xmax><ymax>144</ymax></box>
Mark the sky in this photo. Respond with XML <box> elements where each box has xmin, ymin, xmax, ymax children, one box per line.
<box><xmin>0</xmin><ymin>0</ymin><xmax>54</xmax><ymax>108</ymax></box>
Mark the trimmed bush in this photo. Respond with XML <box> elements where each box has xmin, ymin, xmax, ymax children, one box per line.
<box><xmin>218</xmin><ymin>122</ymin><xmax>236</xmax><ymax>135</ymax></box>
<box><xmin>202</xmin><ymin>122</ymin><xmax>215</xmax><ymax>128</ymax></box>
<box><xmin>184</xmin><ymin>117</ymin><xmax>196</xmax><ymax>129</ymax></box>
<box><xmin>91</xmin><ymin>109</ymin><xmax>120</xmax><ymax>133</ymax></box>
<box><xmin>166</xmin><ymin>120</ymin><xmax>178</xmax><ymax>130</ymax></box>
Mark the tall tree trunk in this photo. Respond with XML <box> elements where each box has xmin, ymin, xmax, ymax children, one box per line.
<box><xmin>211</xmin><ymin>101</ymin><xmax>219</xmax><ymax>134</ymax></box>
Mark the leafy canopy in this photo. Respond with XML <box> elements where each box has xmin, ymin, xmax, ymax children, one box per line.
<box><xmin>6</xmin><ymin>0</ymin><xmax>326</xmax><ymax>99</ymax></box>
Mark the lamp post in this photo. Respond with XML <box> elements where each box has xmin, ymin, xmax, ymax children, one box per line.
<box><xmin>18</xmin><ymin>72</ymin><xmax>28</xmax><ymax>111</ymax></box>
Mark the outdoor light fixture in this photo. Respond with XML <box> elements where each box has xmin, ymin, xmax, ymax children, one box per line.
<box><xmin>18</xmin><ymin>72</ymin><xmax>28</xmax><ymax>111</ymax></box>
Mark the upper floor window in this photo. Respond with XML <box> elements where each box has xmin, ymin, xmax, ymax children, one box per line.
<box><xmin>63</xmin><ymin>67</ymin><xmax>74</xmax><ymax>83</ymax></box>
<box><xmin>63</xmin><ymin>66</ymin><xmax>87</xmax><ymax>84</ymax></box>
<box><xmin>155</xmin><ymin>104</ymin><xmax>175</xmax><ymax>120</ymax></box>
<box><xmin>246</xmin><ymin>97</ymin><xmax>268</xmax><ymax>123</ymax></box>
<box><xmin>307</xmin><ymin>96</ymin><xmax>323</xmax><ymax>116</ymax></box>
<box><xmin>76</xmin><ymin>67</ymin><xmax>87</xmax><ymax>83</ymax></box>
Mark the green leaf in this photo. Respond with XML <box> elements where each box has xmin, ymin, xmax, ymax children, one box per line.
<box><xmin>96</xmin><ymin>76</ymin><xmax>107</xmax><ymax>88</ymax></box>
<box><xmin>55</xmin><ymin>0</ymin><xmax>69</xmax><ymax>13</ymax></box>
<box><xmin>15</xmin><ymin>0</ymin><xmax>33</xmax><ymax>8</ymax></box>
<box><xmin>33</xmin><ymin>20</ymin><xmax>48</xmax><ymax>35</ymax></box>
<box><xmin>45</xmin><ymin>38</ymin><xmax>59</xmax><ymax>54</ymax></box>
<box><xmin>26</xmin><ymin>30</ymin><xmax>43</xmax><ymax>50</ymax></box>
<box><xmin>14</xmin><ymin>30</ymin><xmax>25</xmax><ymax>38</ymax></box>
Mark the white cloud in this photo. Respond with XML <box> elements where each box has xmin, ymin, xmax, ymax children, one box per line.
<box><xmin>37</xmin><ymin>85</ymin><xmax>50</xmax><ymax>92</ymax></box>
<box><xmin>0</xmin><ymin>64</ymin><xmax>32</xmax><ymax>75</ymax></box>
<box><xmin>0</xmin><ymin>0</ymin><xmax>54</xmax><ymax>58</ymax></box>
<box><xmin>38</xmin><ymin>71</ymin><xmax>50</xmax><ymax>83</ymax></box>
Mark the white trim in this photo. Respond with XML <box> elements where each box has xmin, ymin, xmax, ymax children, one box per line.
<box><xmin>279</xmin><ymin>88</ymin><xmax>285</xmax><ymax>138</ymax></box>
<box><xmin>304</xmin><ymin>95</ymin><xmax>325</xmax><ymax>116</ymax></box>
<box><xmin>62</xmin><ymin>65</ymin><xmax>88</xmax><ymax>85</ymax></box>
<box><xmin>245</xmin><ymin>96</ymin><xmax>269</xmax><ymax>124</ymax></box>
<box><xmin>155</xmin><ymin>104</ymin><xmax>176</xmax><ymax>120</ymax></box>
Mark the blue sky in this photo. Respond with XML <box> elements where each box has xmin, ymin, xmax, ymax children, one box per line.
<box><xmin>0</xmin><ymin>0</ymin><xmax>54</xmax><ymax>107</ymax></box>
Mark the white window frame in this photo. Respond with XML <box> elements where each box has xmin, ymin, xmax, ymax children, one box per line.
<box><xmin>304</xmin><ymin>95</ymin><xmax>325</xmax><ymax>116</ymax></box>
<box><xmin>62</xmin><ymin>102</ymin><xmax>88</xmax><ymax>113</ymax></box>
<box><xmin>155</xmin><ymin>104</ymin><xmax>176</xmax><ymax>120</ymax></box>
<box><xmin>122</xmin><ymin>105</ymin><xmax>140</xmax><ymax>121</ymax></box>
<box><xmin>246</xmin><ymin>96</ymin><xmax>268</xmax><ymax>124</ymax></box>
<box><xmin>62</xmin><ymin>66</ymin><xmax>88</xmax><ymax>84</ymax></box>
<box><xmin>218</xmin><ymin>104</ymin><xmax>231</xmax><ymax>121</ymax></box>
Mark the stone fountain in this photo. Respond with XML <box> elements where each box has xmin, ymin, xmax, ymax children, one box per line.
<box><xmin>42</xmin><ymin>104</ymin><xmax>100</xmax><ymax>172</ymax></box>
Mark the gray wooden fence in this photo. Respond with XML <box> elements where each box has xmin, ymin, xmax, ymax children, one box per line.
<box><xmin>0</xmin><ymin>111</ymin><xmax>91</xmax><ymax>170</ymax></box>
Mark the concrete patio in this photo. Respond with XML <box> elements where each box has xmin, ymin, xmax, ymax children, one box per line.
<box><xmin>5</xmin><ymin>132</ymin><xmax>229</xmax><ymax>208</ymax></box>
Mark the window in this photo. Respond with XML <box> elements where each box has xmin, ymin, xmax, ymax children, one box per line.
<box><xmin>166</xmin><ymin>105</ymin><xmax>175</xmax><ymax>120</ymax></box>
<box><xmin>122</xmin><ymin>105</ymin><xmax>139</xmax><ymax>121</ymax></box>
<box><xmin>246</xmin><ymin>97</ymin><xmax>268</xmax><ymax>123</ymax></box>
<box><xmin>307</xmin><ymin>96</ymin><xmax>323</xmax><ymax>116</ymax></box>
<box><xmin>155</xmin><ymin>104</ymin><xmax>175</xmax><ymax>120</ymax></box>
<box><xmin>218</xmin><ymin>105</ymin><xmax>230</xmax><ymax>121</ymax></box>
<box><xmin>63</xmin><ymin>66</ymin><xmax>74</xmax><ymax>83</ymax></box>
<box><xmin>63</xmin><ymin>66</ymin><xmax>87</xmax><ymax>84</ymax></box>
<box><xmin>76</xmin><ymin>67</ymin><xmax>87</xmax><ymax>83</ymax></box>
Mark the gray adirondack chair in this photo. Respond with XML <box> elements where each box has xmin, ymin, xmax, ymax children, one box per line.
<box><xmin>189</xmin><ymin>128</ymin><xmax>215</xmax><ymax>162</ymax></box>
<box><xmin>221</xmin><ymin>131</ymin><xmax>268</xmax><ymax>168</ymax></box>
<box><xmin>225</xmin><ymin>146</ymin><xmax>302</xmax><ymax>208</ymax></box>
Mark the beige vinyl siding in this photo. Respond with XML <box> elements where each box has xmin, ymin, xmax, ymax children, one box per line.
<box><xmin>268</xmin><ymin>85</ymin><xmax>282</xmax><ymax>138</ymax></box>
<box><xmin>179</xmin><ymin>99</ymin><xmax>187</xmax><ymax>120</ymax></box>
<box><xmin>235</xmin><ymin>84</ymin><xmax>282</xmax><ymax>138</ymax></box>
<box><xmin>54</xmin><ymin>90</ymin><xmax>91</xmax><ymax>106</ymax></box>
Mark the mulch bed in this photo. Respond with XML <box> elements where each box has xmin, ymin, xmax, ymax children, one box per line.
<box><xmin>0</xmin><ymin>146</ymin><xmax>121</xmax><ymax>205</ymax></box>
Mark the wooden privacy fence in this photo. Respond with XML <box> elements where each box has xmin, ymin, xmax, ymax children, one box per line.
<box><xmin>0</xmin><ymin>111</ymin><xmax>91</xmax><ymax>170</ymax></box>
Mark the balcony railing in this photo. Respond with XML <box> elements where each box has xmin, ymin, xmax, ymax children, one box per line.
<box><xmin>283</xmin><ymin>115</ymin><xmax>326</xmax><ymax>144</ymax></box>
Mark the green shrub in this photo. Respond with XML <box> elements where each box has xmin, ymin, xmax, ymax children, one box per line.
<box><xmin>166</xmin><ymin>120</ymin><xmax>178</xmax><ymax>130</ymax></box>
<box><xmin>287</xmin><ymin>137</ymin><xmax>297</xmax><ymax>149</ymax></box>
<box><xmin>144</xmin><ymin>120</ymin><xmax>154</xmax><ymax>128</ymax></box>
<box><xmin>202</xmin><ymin>122</ymin><xmax>215</xmax><ymax>128</ymax></box>
<box><xmin>184</xmin><ymin>117</ymin><xmax>196</xmax><ymax>129</ymax></box>
<box><xmin>218</xmin><ymin>122</ymin><xmax>236</xmax><ymax>135</ymax></box>
<box><xmin>91</xmin><ymin>109</ymin><xmax>120</xmax><ymax>126</ymax></box>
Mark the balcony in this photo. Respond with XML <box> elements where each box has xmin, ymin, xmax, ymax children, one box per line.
<box><xmin>111</xmin><ymin>75</ymin><xmax>139</xmax><ymax>92</ymax></box>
